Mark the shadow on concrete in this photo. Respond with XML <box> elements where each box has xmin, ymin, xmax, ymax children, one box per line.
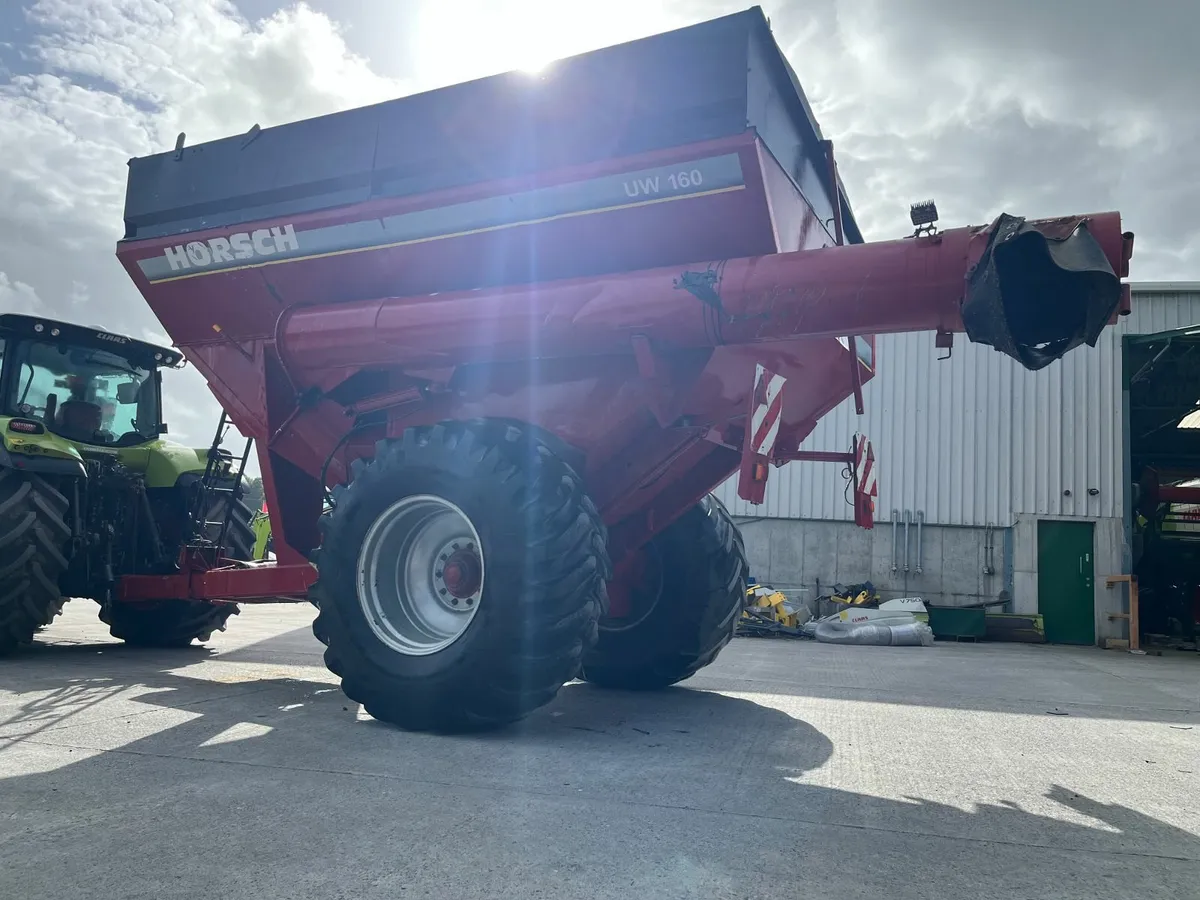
<box><xmin>699</xmin><ymin>637</ymin><xmax>1200</xmax><ymax>725</ymax></box>
<box><xmin>204</xmin><ymin>623</ymin><xmax>326</xmax><ymax>665</ymax></box>
<box><xmin>1</xmin><ymin>633</ymin><xmax>1198</xmax><ymax>898</ymax></box>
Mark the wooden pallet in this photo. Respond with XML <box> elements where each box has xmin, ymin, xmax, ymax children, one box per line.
<box><xmin>1104</xmin><ymin>575</ymin><xmax>1140</xmax><ymax>653</ymax></box>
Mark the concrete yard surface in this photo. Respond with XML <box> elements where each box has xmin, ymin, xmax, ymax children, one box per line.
<box><xmin>1</xmin><ymin>604</ymin><xmax>1197</xmax><ymax>899</ymax></box>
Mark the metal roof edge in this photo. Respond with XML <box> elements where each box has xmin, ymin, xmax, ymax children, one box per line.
<box><xmin>1129</xmin><ymin>281</ymin><xmax>1200</xmax><ymax>292</ymax></box>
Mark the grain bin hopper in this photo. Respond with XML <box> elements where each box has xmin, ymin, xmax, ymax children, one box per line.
<box><xmin>112</xmin><ymin>7</ymin><xmax>1133</xmax><ymax>730</ymax></box>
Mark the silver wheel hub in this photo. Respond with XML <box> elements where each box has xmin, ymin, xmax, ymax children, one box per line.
<box><xmin>356</xmin><ymin>494</ymin><xmax>485</xmax><ymax>656</ymax></box>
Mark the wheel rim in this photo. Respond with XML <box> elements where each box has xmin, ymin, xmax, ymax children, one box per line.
<box><xmin>356</xmin><ymin>494</ymin><xmax>484</xmax><ymax>656</ymax></box>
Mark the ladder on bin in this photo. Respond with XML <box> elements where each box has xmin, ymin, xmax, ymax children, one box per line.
<box><xmin>189</xmin><ymin>410</ymin><xmax>254</xmax><ymax>559</ymax></box>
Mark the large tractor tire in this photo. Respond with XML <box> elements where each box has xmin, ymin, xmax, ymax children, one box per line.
<box><xmin>99</xmin><ymin>491</ymin><xmax>255</xmax><ymax>647</ymax></box>
<box><xmin>311</xmin><ymin>422</ymin><xmax>610</xmax><ymax>733</ymax></box>
<box><xmin>581</xmin><ymin>494</ymin><xmax>748</xmax><ymax>690</ymax></box>
<box><xmin>0</xmin><ymin>470</ymin><xmax>71</xmax><ymax>654</ymax></box>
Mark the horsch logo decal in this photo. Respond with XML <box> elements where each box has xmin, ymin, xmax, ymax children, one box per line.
<box><xmin>137</xmin><ymin>153</ymin><xmax>745</xmax><ymax>284</ymax></box>
<box><xmin>162</xmin><ymin>224</ymin><xmax>300</xmax><ymax>272</ymax></box>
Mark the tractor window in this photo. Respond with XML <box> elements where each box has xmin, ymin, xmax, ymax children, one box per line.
<box><xmin>9</xmin><ymin>341</ymin><xmax>159</xmax><ymax>445</ymax></box>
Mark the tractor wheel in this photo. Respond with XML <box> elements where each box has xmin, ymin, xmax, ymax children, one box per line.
<box><xmin>0</xmin><ymin>470</ymin><xmax>71</xmax><ymax>654</ymax></box>
<box><xmin>311</xmin><ymin>422</ymin><xmax>610</xmax><ymax>732</ymax></box>
<box><xmin>99</xmin><ymin>492</ymin><xmax>255</xmax><ymax>647</ymax></box>
<box><xmin>581</xmin><ymin>493</ymin><xmax>748</xmax><ymax>690</ymax></box>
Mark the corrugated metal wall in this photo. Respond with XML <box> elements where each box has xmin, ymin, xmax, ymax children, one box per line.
<box><xmin>715</xmin><ymin>285</ymin><xmax>1200</xmax><ymax>526</ymax></box>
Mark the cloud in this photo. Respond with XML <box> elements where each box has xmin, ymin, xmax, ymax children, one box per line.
<box><xmin>0</xmin><ymin>0</ymin><xmax>403</xmax><ymax>446</ymax></box>
<box><xmin>0</xmin><ymin>0</ymin><xmax>1194</xmax><ymax>461</ymax></box>
<box><xmin>28</xmin><ymin>0</ymin><xmax>400</xmax><ymax>143</ymax></box>
<box><xmin>759</xmin><ymin>0</ymin><xmax>1199</xmax><ymax>277</ymax></box>
<box><xmin>0</xmin><ymin>272</ymin><xmax>44</xmax><ymax>315</ymax></box>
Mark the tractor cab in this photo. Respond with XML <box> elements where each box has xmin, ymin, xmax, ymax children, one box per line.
<box><xmin>0</xmin><ymin>314</ymin><xmax>182</xmax><ymax>448</ymax></box>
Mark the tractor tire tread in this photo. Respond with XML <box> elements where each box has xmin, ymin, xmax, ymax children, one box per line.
<box><xmin>0</xmin><ymin>470</ymin><xmax>70</xmax><ymax>653</ymax></box>
<box><xmin>100</xmin><ymin>495</ymin><xmax>254</xmax><ymax>647</ymax></box>
<box><xmin>581</xmin><ymin>493</ymin><xmax>748</xmax><ymax>690</ymax></box>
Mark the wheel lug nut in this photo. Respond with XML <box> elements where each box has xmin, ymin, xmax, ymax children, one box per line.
<box><xmin>451</xmin><ymin>598</ymin><xmax>459</xmax><ymax>605</ymax></box>
<box><xmin>436</xmin><ymin>570</ymin><xmax>443</xmax><ymax>578</ymax></box>
<box><xmin>438</xmin><ymin>588</ymin><xmax>447</xmax><ymax>595</ymax></box>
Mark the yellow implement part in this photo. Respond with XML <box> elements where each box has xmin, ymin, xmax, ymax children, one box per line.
<box><xmin>830</xmin><ymin>588</ymin><xmax>878</xmax><ymax>606</ymax></box>
<box><xmin>251</xmin><ymin>511</ymin><xmax>272</xmax><ymax>560</ymax></box>
<box><xmin>744</xmin><ymin>586</ymin><xmax>803</xmax><ymax>628</ymax></box>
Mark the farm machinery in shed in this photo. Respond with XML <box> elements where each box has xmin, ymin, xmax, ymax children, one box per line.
<box><xmin>1</xmin><ymin>8</ymin><xmax>1133</xmax><ymax>731</ymax></box>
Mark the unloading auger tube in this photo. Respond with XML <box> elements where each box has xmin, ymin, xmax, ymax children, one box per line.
<box><xmin>277</xmin><ymin>212</ymin><xmax>1132</xmax><ymax>377</ymax></box>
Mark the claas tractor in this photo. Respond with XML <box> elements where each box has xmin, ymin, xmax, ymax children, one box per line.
<box><xmin>0</xmin><ymin>315</ymin><xmax>256</xmax><ymax>651</ymax></box>
<box><xmin>101</xmin><ymin>7</ymin><xmax>1137</xmax><ymax>731</ymax></box>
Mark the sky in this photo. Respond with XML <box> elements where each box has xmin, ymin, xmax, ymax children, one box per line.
<box><xmin>0</xmin><ymin>0</ymin><xmax>1196</xmax><ymax>448</ymax></box>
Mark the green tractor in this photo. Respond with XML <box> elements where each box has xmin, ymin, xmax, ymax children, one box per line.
<box><xmin>0</xmin><ymin>313</ymin><xmax>256</xmax><ymax>652</ymax></box>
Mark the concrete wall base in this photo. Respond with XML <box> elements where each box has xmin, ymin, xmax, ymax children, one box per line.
<box><xmin>734</xmin><ymin>515</ymin><xmax>1130</xmax><ymax>645</ymax></box>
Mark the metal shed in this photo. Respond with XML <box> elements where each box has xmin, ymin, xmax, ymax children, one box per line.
<box><xmin>716</xmin><ymin>282</ymin><xmax>1200</xmax><ymax>645</ymax></box>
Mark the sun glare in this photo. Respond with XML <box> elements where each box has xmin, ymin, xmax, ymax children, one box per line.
<box><xmin>412</xmin><ymin>0</ymin><xmax>681</xmax><ymax>89</ymax></box>
<box><xmin>517</xmin><ymin>55</ymin><xmax>554</xmax><ymax>75</ymax></box>
<box><xmin>506</xmin><ymin>26</ymin><xmax>561</xmax><ymax>75</ymax></box>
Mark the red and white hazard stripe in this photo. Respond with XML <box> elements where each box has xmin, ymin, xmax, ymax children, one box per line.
<box><xmin>750</xmin><ymin>364</ymin><xmax>786</xmax><ymax>458</ymax></box>
<box><xmin>855</xmin><ymin>434</ymin><xmax>877</xmax><ymax>497</ymax></box>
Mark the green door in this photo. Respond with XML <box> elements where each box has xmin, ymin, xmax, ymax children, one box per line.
<box><xmin>1037</xmin><ymin>521</ymin><xmax>1096</xmax><ymax>645</ymax></box>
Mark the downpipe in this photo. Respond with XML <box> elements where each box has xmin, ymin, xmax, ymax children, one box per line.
<box><xmin>891</xmin><ymin>509</ymin><xmax>900</xmax><ymax>574</ymax></box>
<box><xmin>903</xmin><ymin>509</ymin><xmax>911</xmax><ymax>574</ymax></box>
<box><xmin>916</xmin><ymin>510</ymin><xmax>924</xmax><ymax>575</ymax></box>
<box><xmin>982</xmin><ymin>524</ymin><xmax>997</xmax><ymax>576</ymax></box>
